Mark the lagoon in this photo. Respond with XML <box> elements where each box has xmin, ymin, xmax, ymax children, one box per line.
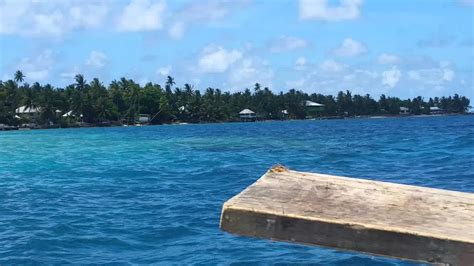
<box><xmin>1</xmin><ymin>116</ymin><xmax>473</xmax><ymax>264</ymax></box>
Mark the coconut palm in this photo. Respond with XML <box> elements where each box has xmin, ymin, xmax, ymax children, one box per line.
<box><xmin>14</xmin><ymin>70</ymin><xmax>25</xmax><ymax>84</ymax></box>
<box><xmin>74</xmin><ymin>74</ymin><xmax>86</xmax><ymax>90</ymax></box>
<box><xmin>23</xmin><ymin>86</ymin><xmax>36</xmax><ymax>111</ymax></box>
<box><xmin>166</xmin><ymin>76</ymin><xmax>175</xmax><ymax>88</ymax></box>
<box><xmin>38</xmin><ymin>84</ymin><xmax>56</xmax><ymax>124</ymax></box>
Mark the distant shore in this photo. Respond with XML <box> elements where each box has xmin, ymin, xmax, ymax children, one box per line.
<box><xmin>2</xmin><ymin>113</ymin><xmax>472</xmax><ymax>132</ymax></box>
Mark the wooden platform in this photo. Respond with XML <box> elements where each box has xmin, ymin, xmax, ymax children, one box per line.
<box><xmin>220</xmin><ymin>166</ymin><xmax>474</xmax><ymax>265</ymax></box>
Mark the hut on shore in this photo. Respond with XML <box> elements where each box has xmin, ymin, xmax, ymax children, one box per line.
<box><xmin>304</xmin><ymin>100</ymin><xmax>324</xmax><ymax>118</ymax></box>
<box><xmin>16</xmin><ymin>106</ymin><xmax>40</xmax><ymax>119</ymax></box>
<box><xmin>138</xmin><ymin>114</ymin><xmax>150</xmax><ymax>124</ymax></box>
<box><xmin>239</xmin><ymin>109</ymin><xmax>256</xmax><ymax>122</ymax></box>
<box><xmin>430</xmin><ymin>106</ymin><xmax>445</xmax><ymax>115</ymax></box>
<box><xmin>399</xmin><ymin>106</ymin><xmax>410</xmax><ymax>115</ymax></box>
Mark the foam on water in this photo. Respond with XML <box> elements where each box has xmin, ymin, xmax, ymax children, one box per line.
<box><xmin>1</xmin><ymin>116</ymin><xmax>473</xmax><ymax>264</ymax></box>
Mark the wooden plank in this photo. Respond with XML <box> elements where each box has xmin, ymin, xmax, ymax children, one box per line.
<box><xmin>220</xmin><ymin>165</ymin><xmax>474</xmax><ymax>265</ymax></box>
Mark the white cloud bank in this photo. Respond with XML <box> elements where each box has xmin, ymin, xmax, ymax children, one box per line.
<box><xmin>295</xmin><ymin>57</ymin><xmax>307</xmax><ymax>70</ymax></box>
<box><xmin>0</xmin><ymin>1</ymin><xmax>109</xmax><ymax>37</ymax></box>
<box><xmin>13</xmin><ymin>50</ymin><xmax>55</xmax><ymax>81</ymax></box>
<box><xmin>117</xmin><ymin>0</ymin><xmax>166</xmax><ymax>32</ymax></box>
<box><xmin>85</xmin><ymin>51</ymin><xmax>107</xmax><ymax>68</ymax></box>
<box><xmin>299</xmin><ymin>0</ymin><xmax>363</xmax><ymax>21</ymax></box>
<box><xmin>377</xmin><ymin>53</ymin><xmax>399</xmax><ymax>64</ymax></box>
<box><xmin>408</xmin><ymin>61</ymin><xmax>455</xmax><ymax>85</ymax></box>
<box><xmin>198</xmin><ymin>46</ymin><xmax>243</xmax><ymax>73</ymax></box>
<box><xmin>193</xmin><ymin>44</ymin><xmax>273</xmax><ymax>90</ymax></box>
<box><xmin>319</xmin><ymin>59</ymin><xmax>346</xmax><ymax>72</ymax></box>
<box><xmin>333</xmin><ymin>38</ymin><xmax>367</xmax><ymax>57</ymax></box>
<box><xmin>168</xmin><ymin>0</ymin><xmax>249</xmax><ymax>39</ymax></box>
<box><xmin>228</xmin><ymin>59</ymin><xmax>274</xmax><ymax>89</ymax></box>
<box><xmin>0</xmin><ymin>0</ymin><xmax>168</xmax><ymax>36</ymax></box>
<box><xmin>269</xmin><ymin>36</ymin><xmax>309</xmax><ymax>53</ymax></box>
<box><xmin>382</xmin><ymin>66</ymin><xmax>401</xmax><ymax>88</ymax></box>
<box><xmin>157</xmin><ymin>66</ymin><xmax>172</xmax><ymax>76</ymax></box>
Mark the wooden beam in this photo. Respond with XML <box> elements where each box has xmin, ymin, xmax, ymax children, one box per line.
<box><xmin>220</xmin><ymin>166</ymin><xmax>474</xmax><ymax>265</ymax></box>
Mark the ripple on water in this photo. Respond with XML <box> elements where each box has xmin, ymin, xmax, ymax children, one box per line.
<box><xmin>0</xmin><ymin>116</ymin><xmax>472</xmax><ymax>265</ymax></box>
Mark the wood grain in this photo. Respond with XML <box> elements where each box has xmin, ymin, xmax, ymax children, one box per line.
<box><xmin>220</xmin><ymin>166</ymin><xmax>474</xmax><ymax>265</ymax></box>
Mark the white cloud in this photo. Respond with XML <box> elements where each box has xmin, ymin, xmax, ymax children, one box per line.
<box><xmin>32</xmin><ymin>12</ymin><xmax>65</xmax><ymax>36</ymax></box>
<box><xmin>382</xmin><ymin>66</ymin><xmax>401</xmax><ymax>88</ymax></box>
<box><xmin>228</xmin><ymin>58</ymin><xmax>274</xmax><ymax>89</ymax></box>
<box><xmin>13</xmin><ymin>50</ymin><xmax>55</xmax><ymax>81</ymax></box>
<box><xmin>286</xmin><ymin>78</ymin><xmax>306</xmax><ymax>89</ymax></box>
<box><xmin>295</xmin><ymin>57</ymin><xmax>307</xmax><ymax>66</ymax></box>
<box><xmin>69</xmin><ymin>4</ymin><xmax>109</xmax><ymax>29</ymax></box>
<box><xmin>157</xmin><ymin>66</ymin><xmax>172</xmax><ymax>76</ymax></box>
<box><xmin>354</xmin><ymin>69</ymin><xmax>378</xmax><ymax>79</ymax></box>
<box><xmin>319</xmin><ymin>59</ymin><xmax>346</xmax><ymax>72</ymax></box>
<box><xmin>117</xmin><ymin>0</ymin><xmax>166</xmax><ymax>32</ymax></box>
<box><xmin>60</xmin><ymin>70</ymin><xmax>80</xmax><ymax>80</ymax></box>
<box><xmin>377</xmin><ymin>53</ymin><xmax>399</xmax><ymax>64</ymax></box>
<box><xmin>85</xmin><ymin>51</ymin><xmax>107</xmax><ymax>68</ymax></box>
<box><xmin>408</xmin><ymin>61</ymin><xmax>455</xmax><ymax>85</ymax></box>
<box><xmin>333</xmin><ymin>38</ymin><xmax>367</xmax><ymax>57</ymax></box>
<box><xmin>169</xmin><ymin>22</ymin><xmax>185</xmax><ymax>39</ymax></box>
<box><xmin>0</xmin><ymin>1</ymin><xmax>109</xmax><ymax>37</ymax></box>
<box><xmin>22</xmin><ymin>50</ymin><xmax>54</xmax><ymax>80</ymax></box>
<box><xmin>443</xmin><ymin>69</ymin><xmax>454</xmax><ymax>81</ymax></box>
<box><xmin>406</xmin><ymin>64</ymin><xmax>456</xmax><ymax>95</ymax></box>
<box><xmin>269</xmin><ymin>36</ymin><xmax>309</xmax><ymax>53</ymax></box>
<box><xmin>299</xmin><ymin>0</ymin><xmax>363</xmax><ymax>21</ymax></box>
<box><xmin>295</xmin><ymin>57</ymin><xmax>307</xmax><ymax>70</ymax></box>
<box><xmin>286</xmin><ymin>66</ymin><xmax>382</xmax><ymax>95</ymax></box>
<box><xmin>167</xmin><ymin>0</ymin><xmax>249</xmax><ymax>39</ymax></box>
<box><xmin>198</xmin><ymin>46</ymin><xmax>243</xmax><ymax>73</ymax></box>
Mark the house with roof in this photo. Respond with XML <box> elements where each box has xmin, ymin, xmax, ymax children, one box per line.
<box><xmin>430</xmin><ymin>106</ymin><xmax>445</xmax><ymax>115</ymax></box>
<box><xmin>304</xmin><ymin>100</ymin><xmax>324</xmax><ymax>118</ymax></box>
<box><xmin>16</xmin><ymin>106</ymin><xmax>40</xmax><ymax>120</ymax></box>
<box><xmin>239</xmin><ymin>109</ymin><xmax>256</xmax><ymax>122</ymax></box>
<box><xmin>399</xmin><ymin>106</ymin><xmax>410</xmax><ymax>115</ymax></box>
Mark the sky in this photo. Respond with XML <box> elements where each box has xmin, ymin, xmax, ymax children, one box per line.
<box><xmin>0</xmin><ymin>0</ymin><xmax>473</xmax><ymax>99</ymax></box>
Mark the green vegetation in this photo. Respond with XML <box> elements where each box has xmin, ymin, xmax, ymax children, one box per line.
<box><xmin>0</xmin><ymin>70</ymin><xmax>470</xmax><ymax>127</ymax></box>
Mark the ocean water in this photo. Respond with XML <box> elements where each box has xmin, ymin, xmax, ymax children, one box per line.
<box><xmin>0</xmin><ymin>115</ymin><xmax>473</xmax><ymax>265</ymax></box>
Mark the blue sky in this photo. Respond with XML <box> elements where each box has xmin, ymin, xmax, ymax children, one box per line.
<box><xmin>0</xmin><ymin>0</ymin><xmax>473</xmax><ymax>99</ymax></box>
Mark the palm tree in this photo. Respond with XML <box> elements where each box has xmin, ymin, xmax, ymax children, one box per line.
<box><xmin>14</xmin><ymin>70</ymin><xmax>25</xmax><ymax>84</ymax></box>
<box><xmin>123</xmin><ymin>82</ymin><xmax>141</xmax><ymax>124</ymax></box>
<box><xmin>70</xmin><ymin>90</ymin><xmax>84</xmax><ymax>118</ymax></box>
<box><xmin>184</xmin><ymin>83</ymin><xmax>194</xmax><ymax>94</ymax></box>
<box><xmin>38</xmin><ymin>84</ymin><xmax>56</xmax><ymax>124</ymax></box>
<box><xmin>23</xmin><ymin>87</ymin><xmax>36</xmax><ymax>111</ymax></box>
<box><xmin>166</xmin><ymin>76</ymin><xmax>175</xmax><ymax>88</ymax></box>
<box><xmin>4</xmin><ymin>80</ymin><xmax>18</xmax><ymax>119</ymax></box>
<box><xmin>254</xmin><ymin>82</ymin><xmax>261</xmax><ymax>92</ymax></box>
<box><xmin>74</xmin><ymin>74</ymin><xmax>86</xmax><ymax>90</ymax></box>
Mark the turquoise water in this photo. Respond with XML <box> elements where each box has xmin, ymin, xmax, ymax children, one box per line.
<box><xmin>1</xmin><ymin>116</ymin><xmax>473</xmax><ymax>265</ymax></box>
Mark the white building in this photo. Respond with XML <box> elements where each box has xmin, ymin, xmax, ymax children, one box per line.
<box><xmin>399</xmin><ymin>106</ymin><xmax>410</xmax><ymax>115</ymax></box>
<box><xmin>239</xmin><ymin>109</ymin><xmax>256</xmax><ymax>121</ymax></box>
<box><xmin>16</xmin><ymin>106</ymin><xmax>40</xmax><ymax>119</ymax></box>
<box><xmin>304</xmin><ymin>100</ymin><xmax>324</xmax><ymax>107</ymax></box>
<box><xmin>138</xmin><ymin>114</ymin><xmax>150</xmax><ymax>123</ymax></box>
<box><xmin>430</xmin><ymin>106</ymin><xmax>445</xmax><ymax>114</ymax></box>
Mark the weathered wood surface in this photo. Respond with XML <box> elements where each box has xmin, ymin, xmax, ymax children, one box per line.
<box><xmin>220</xmin><ymin>166</ymin><xmax>474</xmax><ymax>265</ymax></box>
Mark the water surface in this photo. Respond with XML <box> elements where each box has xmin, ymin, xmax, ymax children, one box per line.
<box><xmin>1</xmin><ymin>116</ymin><xmax>473</xmax><ymax>265</ymax></box>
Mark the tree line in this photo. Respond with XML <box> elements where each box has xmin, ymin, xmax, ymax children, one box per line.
<box><xmin>0</xmin><ymin>70</ymin><xmax>470</xmax><ymax>127</ymax></box>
